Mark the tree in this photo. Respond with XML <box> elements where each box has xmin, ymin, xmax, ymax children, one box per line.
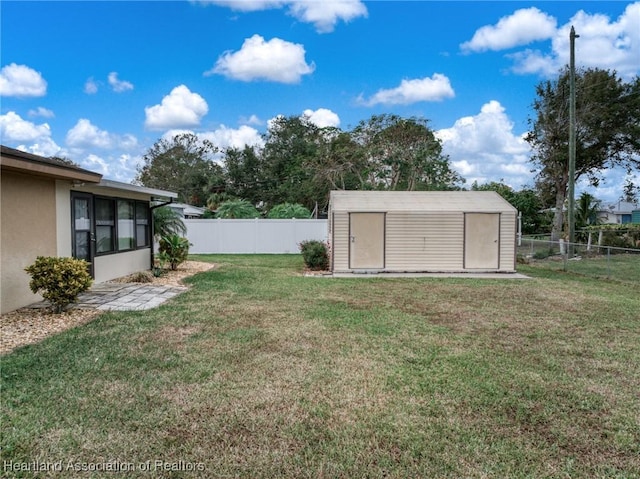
<box><xmin>527</xmin><ymin>68</ymin><xmax>640</xmax><ymax>240</ymax></box>
<box><xmin>136</xmin><ymin>133</ymin><xmax>222</xmax><ymax>205</ymax></box>
<box><xmin>267</xmin><ymin>203</ymin><xmax>312</xmax><ymax>219</ymax></box>
<box><xmin>471</xmin><ymin>181</ymin><xmax>546</xmax><ymax>234</ymax></box>
<box><xmin>352</xmin><ymin>114</ymin><xmax>464</xmax><ymax>191</ymax></box>
<box><xmin>260</xmin><ymin>115</ymin><xmax>328</xmax><ymax>210</ymax></box>
<box><xmin>223</xmin><ymin>145</ymin><xmax>265</xmax><ymax>206</ymax></box>
<box><xmin>215</xmin><ymin>199</ymin><xmax>261</xmax><ymax>219</ymax></box>
<box><xmin>621</xmin><ymin>176</ymin><xmax>639</xmax><ymax>204</ymax></box>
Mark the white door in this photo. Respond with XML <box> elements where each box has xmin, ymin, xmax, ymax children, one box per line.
<box><xmin>464</xmin><ymin>213</ymin><xmax>500</xmax><ymax>269</ymax></box>
<box><xmin>349</xmin><ymin>213</ymin><xmax>385</xmax><ymax>269</ymax></box>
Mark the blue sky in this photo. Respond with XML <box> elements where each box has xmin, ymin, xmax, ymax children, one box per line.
<box><xmin>1</xmin><ymin>0</ymin><xmax>638</xmax><ymax>204</ymax></box>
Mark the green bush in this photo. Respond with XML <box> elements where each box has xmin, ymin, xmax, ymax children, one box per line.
<box><xmin>159</xmin><ymin>234</ymin><xmax>191</xmax><ymax>270</ymax></box>
<box><xmin>215</xmin><ymin>199</ymin><xmax>260</xmax><ymax>219</ymax></box>
<box><xmin>24</xmin><ymin>256</ymin><xmax>92</xmax><ymax>313</ymax></box>
<box><xmin>268</xmin><ymin>203</ymin><xmax>312</xmax><ymax>219</ymax></box>
<box><xmin>299</xmin><ymin>240</ymin><xmax>329</xmax><ymax>271</ymax></box>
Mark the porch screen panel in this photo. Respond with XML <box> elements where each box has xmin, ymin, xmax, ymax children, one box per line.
<box><xmin>117</xmin><ymin>200</ymin><xmax>135</xmax><ymax>250</ymax></box>
<box><xmin>135</xmin><ymin>202</ymin><xmax>150</xmax><ymax>247</ymax></box>
<box><xmin>95</xmin><ymin>198</ymin><xmax>115</xmax><ymax>253</ymax></box>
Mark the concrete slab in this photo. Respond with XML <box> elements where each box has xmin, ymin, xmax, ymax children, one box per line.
<box><xmin>329</xmin><ymin>272</ymin><xmax>531</xmax><ymax>279</ymax></box>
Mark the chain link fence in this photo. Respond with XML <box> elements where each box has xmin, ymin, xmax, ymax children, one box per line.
<box><xmin>517</xmin><ymin>236</ymin><xmax>640</xmax><ymax>284</ymax></box>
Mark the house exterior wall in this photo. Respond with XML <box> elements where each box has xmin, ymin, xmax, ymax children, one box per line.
<box><xmin>55</xmin><ymin>182</ymin><xmax>153</xmax><ymax>283</ymax></box>
<box><xmin>93</xmin><ymin>249</ymin><xmax>150</xmax><ymax>283</ymax></box>
<box><xmin>1</xmin><ymin>172</ymin><xmax>57</xmax><ymax>313</ymax></box>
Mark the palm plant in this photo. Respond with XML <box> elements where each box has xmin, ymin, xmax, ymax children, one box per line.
<box><xmin>153</xmin><ymin>206</ymin><xmax>186</xmax><ymax>239</ymax></box>
<box><xmin>575</xmin><ymin>192</ymin><xmax>601</xmax><ymax>242</ymax></box>
<box><xmin>267</xmin><ymin>203</ymin><xmax>312</xmax><ymax>219</ymax></box>
<box><xmin>214</xmin><ymin>199</ymin><xmax>261</xmax><ymax>219</ymax></box>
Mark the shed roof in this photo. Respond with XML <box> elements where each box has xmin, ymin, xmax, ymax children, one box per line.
<box><xmin>329</xmin><ymin>190</ymin><xmax>516</xmax><ymax>213</ymax></box>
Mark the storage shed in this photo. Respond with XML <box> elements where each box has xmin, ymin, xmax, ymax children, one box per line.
<box><xmin>328</xmin><ymin>190</ymin><xmax>517</xmax><ymax>274</ymax></box>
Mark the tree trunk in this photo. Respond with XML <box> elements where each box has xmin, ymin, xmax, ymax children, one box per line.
<box><xmin>551</xmin><ymin>191</ymin><xmax>565</xmax><ymax>242</ymax></box>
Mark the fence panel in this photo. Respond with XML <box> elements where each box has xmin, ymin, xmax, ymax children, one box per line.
<box><xmin>517</xmin><ymin>237</ymin><xmax>640</xmax><ymax>283</ymax></box>
<box><xmin>185</xmin><ymin>219</ymin><xmax>328</xmax><ymax>254</ymax></box>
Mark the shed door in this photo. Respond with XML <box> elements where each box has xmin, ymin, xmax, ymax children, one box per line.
<box><xmin>464</xmin><ymin>213</ymin><xmax>500</xmax><ymax>269</ymax></box>
<box><xmin>349</xmin><ymin>213</ymin><xmax>385</xmax><ymax>269</ymax></box>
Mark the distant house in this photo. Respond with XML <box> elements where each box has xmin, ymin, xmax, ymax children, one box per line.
<box><xmin>167</xmin><ymin>202</ymin><xmax>207</xmax><ymax>219</ymax></box>
<box><xmin>597</xmin><ymin>201</ymin><xmax>639</xmax><ymax>225</ymax></box>
<box><xmin>1</xmin><ymin>145</ymin><xmax>177</xmax><ymax>314</ymax></box>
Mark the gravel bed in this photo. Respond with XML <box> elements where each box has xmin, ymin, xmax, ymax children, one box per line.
<box><xmin>0</xmin><ymin>261</ymin><xmax>215</xmax><ymax>355</ymax></box>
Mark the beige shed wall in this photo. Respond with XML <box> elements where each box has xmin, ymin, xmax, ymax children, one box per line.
<box><xmin>386</xmin><ymin>212</ymin><xmax>464</xmax><ymax>271</ymax></box>
<box><xmin>498</xmin><ymin>211</ymin><xmax>517</xmax><ymax>271</ymax></box>
<box><xmin>331</xmin><ymin>210</ymin><xmax>516</xmax><ymax>273</ymax></box>
<box><xmin>1</xmin><ymin>172</ymin><xmax>57</xmax><ymax>313</ymax></box>
<box><xmin>331</xmin><ymin>212</ymin><xmax>350</xmax><ymax>272</ymax></box>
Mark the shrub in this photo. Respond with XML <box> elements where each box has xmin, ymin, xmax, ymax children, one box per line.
<box><xmin>159</xmin><ymin>234</ymin><xmax>191</xmax><ymax>270</ymax></box>
<box><xmin>24</xmin><ymin>256</ymin><xmax>92</xmax><ymax>313</ymax></box>
<box><xmin>299</xmin><ymin>240</ymin><xmax>329</xmax><ymax>271</ymax></box>
<box><xmin>215</xmin><ymin>199</ymin><xmax>260</xmax><ymax>219</ymax></box>
<box><xmin>268</xmin><ymin>203</ymin><xmax>312</xmax><ymax>219</ymax></box>
<box><xmin>128</xmin><ymin>271</ymin><xmax>154</xmax><ymax>283</ymax></box>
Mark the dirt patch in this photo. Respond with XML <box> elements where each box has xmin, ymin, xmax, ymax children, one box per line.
<box><xmin>0</xmin><ymin>261</ymin><xmax>215</xmax><ymax>355</ymax></box>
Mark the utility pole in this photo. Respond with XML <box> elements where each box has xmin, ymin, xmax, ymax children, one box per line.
<box><xmin>568</xmin><ymin>25</ymin><xmax>579</xmax><ymax>256</ymax></box>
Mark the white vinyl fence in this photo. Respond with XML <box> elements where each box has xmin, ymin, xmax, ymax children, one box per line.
<box><xmin>185</xmin><ymin>219</ymin><xmax>328</xmax><ymax>254</ymax></box>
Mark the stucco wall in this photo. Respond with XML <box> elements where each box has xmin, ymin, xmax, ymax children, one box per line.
<box><xmin>1</xmin><ymin>172</ymin><xmax>57</xmax><ymax>313</ymax></box>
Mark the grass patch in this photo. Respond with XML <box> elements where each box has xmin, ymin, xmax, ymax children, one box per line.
<box><xmin>2</xmin><ymin>255</ymin><xmax>639</xmax><ymax>478</ymax></box>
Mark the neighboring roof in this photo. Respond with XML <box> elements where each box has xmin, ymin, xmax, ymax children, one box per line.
<box><xmin>329</xmin><ymin>190</ymin><xmax>517</xmax><ymax>213</ymax></box>
<box><xmin>96</xmin><ymin>179</ymin><xmax>178</xmax><ymax>201</ymax></box>
<box><xmin>1</xmin><ymin>144</ymin><xmax>102</xmax><ymax>183</ymax></box>
<box><xmin>599</xmin><ymin>201</ymin><xmax>639</xmax><ymax>214</ymax></box>
<box><xmin>168</xmin><ymin>202</ymin><xmax>206</xmax><ymax>216</ymax></box>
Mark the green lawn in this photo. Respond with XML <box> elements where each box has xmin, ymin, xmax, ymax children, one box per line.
<box><xmin>2</xmin><ymin>255</ymin><xmax>639</xmax><ymax>478</ymax></box>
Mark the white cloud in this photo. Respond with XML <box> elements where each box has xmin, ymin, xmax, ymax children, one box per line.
<box><xmin>0</xmin><ymin>63</ymin><xmax>47</xmax><ymax>97</ymax></box>
<box><xmin>144</xmin><ymin>85</ymin><xmax>209</xmax><ymax>130</ymax></box>
<box><xmin>161</xmin><ymin>125</ymin><xmax>264</xmax><ymax>156</ymax></box>
<box><xmin>287</xmin><ymin>0</ymin><xmax>367</xmax><ymax>33</ymax></box>
<box><xmin>200</xmin><ymin>124</ymin><xmax>265</xmax><ymax>150</ymax></box>
<box><xmin>240</xmin><ymin>114</ymin><xmax>263</xmax><ymax>126</ymax></box>
<box><xmin>461</xmin><ymin>7</ymin><xmax>557</xmax><ymax>53</ymax></box>
<box><xmin>359</xmin><ymin>74</ymin><xmax>455</xmax><ymax>106</ymax></box>
<box><xmin>84</xmin><ymin>77</ymin><xmax>99</xmax><ymax>94</ymax></box>
<box><xmin>507</xmin><ymin>3</ymin><xmax>640</xmax><ymax>79</ymax></box>
<box><xmin>17</xmin><ymin>138</ymin><xmax>64</xmax><ymax>158</ymax></box>
<box><xmin>66</xmin><ymin>119</ymin><xmax>113</xmax><ymax>149</ymax></box>
<box><xmin>436</xmin><ymin>101</ymin><xmax>532</xmax><ymax>188</ymax></box>
<box><xmin>197</xmin><ymin>0</ymin><xmax>367</xmax><ymax>33</ymax></box>
<box><xmin>80</xmin><ymin>154</ymin><xmax>111</xmax><ymax>176</ymax></box>
<box><xmin>28</xmin><ymin>107</ymin><xmax>55</xmax><ymax>118</ymax></box>
<box><xmin>207</xmin><ymin>34</ymin><xmax>315</xmax><ymax>83</ymax></box>
<box><xmin>302</xmin><ymin>108</ymin><xmax>340</xmax><ymax>128</ymax></box>
<box><xmin>0</xmin><ymin>111</ymin><xmax>63</xmax><ymax>157</ymax></box>
<box><xmin>0</xmin><ymin>111</ymin><xmax>52</xmax><ymax>142</ymax></box>
<box><xmin>108</xmin><ymin>72</ymin><xmax>134</xmax><ymax>92</ymax></box>
<box><xmin>65</xmin><ymin>119</ymin><xmax>139</xmax><ymax>153</ymax></box>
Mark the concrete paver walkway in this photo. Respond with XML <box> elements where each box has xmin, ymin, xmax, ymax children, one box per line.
<box><xmin>29</xmin><ymin>282</ymin><xmax>188</xmax><ymax>311</ymax></box>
